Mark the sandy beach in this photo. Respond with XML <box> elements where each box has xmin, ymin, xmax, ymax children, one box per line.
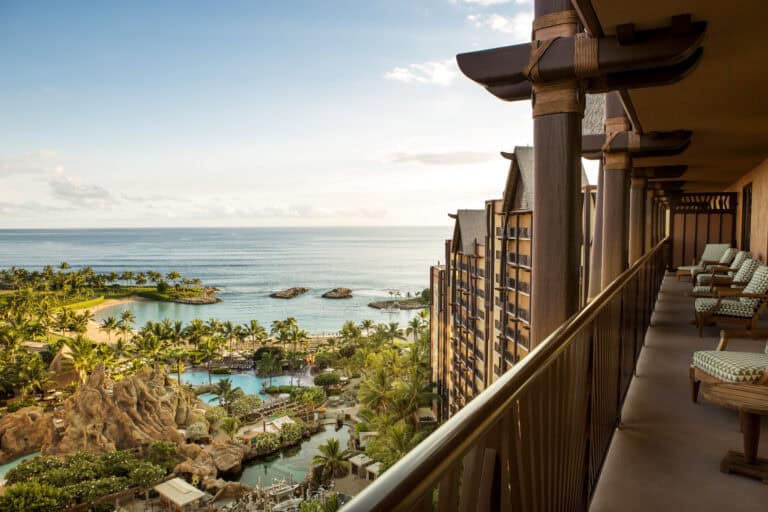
<box><xmin>72</xmin><ymin>296</ymin><xmax>148</xmax><ymax>344</ymax></box>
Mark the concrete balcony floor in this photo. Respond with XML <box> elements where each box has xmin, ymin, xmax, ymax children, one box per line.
<box><xmin>590</xmin><ymin>275</ymin><xmax>768</xmax><ymax>511</ymax></box>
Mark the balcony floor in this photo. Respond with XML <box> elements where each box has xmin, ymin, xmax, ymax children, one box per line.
<box><xmin>590</xmin><ymin>275</ymin><xmax>768</xmax><ymax>512</ymax></box>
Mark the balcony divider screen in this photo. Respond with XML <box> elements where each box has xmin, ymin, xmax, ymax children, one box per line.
<box><xmin>345</xmin><ymin>238</ymin><xmax>668</xmax><ymax>512</ymax></box>
<box><xmin>668</xmin><ymin>193</ymin><xmax>737</xmax><ymax>269</ymax></box>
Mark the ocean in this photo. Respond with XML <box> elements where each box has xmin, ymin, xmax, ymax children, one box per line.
<box><xmin>0</xmin><ymin>227</ymin><xmax>449</xmax><ymax>334</ymax></box>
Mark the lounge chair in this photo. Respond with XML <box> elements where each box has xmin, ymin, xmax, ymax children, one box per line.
<box><xmin>690</xmin><ymin>257</ymin><xmax>760</xmax><ymax>298</ymax></box>
<box><xmin>675</xmin><ymin>243</ymin><xmax>733</xmax><ymax>281</ymax></box>
<box><xmin>690</xmin><ymin>331</ymin><xmax>768</xmax><ymax>403</ymax></box>
<box><xmin>690</xmin><ymin>247</ymin><xmax>739</xmax><ymax>282</ymax></box>
<box><xmin>693</xmin><ymin>265</ymin><xmax>768</xmax><ymax>337</ymax></box>
<box><xmin>695</xmin><ymin>250</ymin><xmax>751</xmax><ymax>286</ymax></box>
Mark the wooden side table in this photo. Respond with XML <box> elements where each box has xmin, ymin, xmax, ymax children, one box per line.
<box><xmin>701</xmin><ymin>383</ymin><xmax>768</xmax><ymax>483</ymax></box>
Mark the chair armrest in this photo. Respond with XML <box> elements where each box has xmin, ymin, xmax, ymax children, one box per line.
<box><xmin>758</xmin><ymin>369</ymin><xmax>768</xmax><ymax>386</ymax></box>
<box><xmin>701</xmin><ymin>259</ymin><xmax>721</xmax><ymax>265</ymax></box>
<box><xmin>716</xmin><ymin>288</ymin><xmax>744</xmax><ymax>297</ymax></box>
<box><xmin>707</xmin><ymin>265</ymin><xmax>732</xmax><ymax>274</ymax></box>
<box><xmin>739</xmin><ymin>293</ymin><xmax>768</xmax><ymax>300</ymax></box>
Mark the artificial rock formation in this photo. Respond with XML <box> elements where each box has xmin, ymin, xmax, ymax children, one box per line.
<box><xmin>0</xmin><ymin>407</ymin><xmax>53</xmax><ymax>464</ymax></box>
<box><xmin>322</xmin><ymin>287</ymin><xmax>353</xmax><ymax>299</ymax></box>
<box><xmin>174</xmin><ymin>440</ymin><xmax>247</xmax><ymax>481</ymax></box>
<box><xmin>270</xmin><ymin>287</ymin><xmax>310</xmax><ymax>299</ymax></box>
<box><xmin>43</xmin><ymin>365</ymin><xmax>195</xmax><ymax>456</ymax></box>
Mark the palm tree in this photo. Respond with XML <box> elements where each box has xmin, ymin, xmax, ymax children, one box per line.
<box><xmin>184</xmin><ymin>318</ymin><xmax>207</xmax><ymax>348</ymax></box>
<box><xmin>256</xmin><ymin>351</ymin><xmax>280</xmax><ymax>386</ymax></box>
<box><xmin>386</xmin><ymin>322</ymin><xmax>403</xmax><ymax>342</ymax></box>
<box><xmin>212</xmin><ymin>378</ymin><xmax>241</xmax><ymax>413</ymax></box>
<box><xmin>406</xmin><ymin>317</ymin><xmax>423</xmax><ymax>341</ymax></box>
<box><xmin>360</xmin><ymin>319</ymin><xmax>375</xmax><ymax>337</ymax></box>
<box><xmin>64</xmin><ymin>336</ymin><xmax>99</xmax><ymax>383</ymax></box>
<box><xmin>245</xmin><ymin>319</ymin><xmax>267</xmax><ymax>349</ymax></box>
<box><xmin>196</xmin><ymin>338</ymin><xmax>222</xmax><ymax>385</ymax></box>
<box><xmin>221</xmin><ymin>320</ymin><xmax>236</xmax><ymax>351</ymax></box>
<box><xmin>17</xmin><ymin>354</ymin><xmax>51</xmax><ymax>400</ymax></box>
<box><xmin>166</xmin><ymin>347</ymin><xmax>187</xmax><ymax>386</ymax></box>
<box><xmin>120</xmin><ymin>309</ymin><xmax>136</xmax><ymax>328</ymax></box>
<box><xmin>100</xmin><ymin>316</ymin><xmax>119</xmax><ymax>342</ymax></box>
<box><xmin>311</xmin><ymin>438</ymin><xmax>350</xmax><ymax>479</ymax></box>
<box><xmin>358</xmin><ymin>366</ymin><xmax>393</xmax><ymax>415</ymax></box>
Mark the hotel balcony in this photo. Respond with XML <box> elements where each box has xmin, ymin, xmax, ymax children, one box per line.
<box><xmin>350</xmin><ymin>242</ymin><xmax>768</xmax><ymax>511</ymax></box>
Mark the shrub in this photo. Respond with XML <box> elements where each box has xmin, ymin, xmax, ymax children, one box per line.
<box><xmin>313</xmin><ymin>372</ymin><xmax>341</xmax><ymax>387</ymax></box>
<box><xmin>6</xmin><ymin>399</ymin><xmax>38</xmax><ymax>413</ymax></box>
<box><xmin>354</xmin><ymin>422</ymin><xmax>370</xmax><ymax>433</ymax></box>
<box><xmin>265</xmin><ymin>384</ymin><xmax>297</xmax><ymax>394</ymax></box>
<box><xmin>128</xmin><ymin>462</ymin><xmax>166</xmax><ymax>488</ymax></box>
<box><xmin>291</xmin><ymin>386</ymin><xmax>325</xmax><ymax>407</ymax></box>
<box><xmin>210</xmin><ymin>367</ymin><xmax>231</xmax><ymax>375</ymax></box>
<box><xmin>280</xmin><ymin>422</ymin><xmax>303</xmax><ymax>445</ymax></box>
<box><xmin>230</xmin><ymin>394</ymin><xmax>263</xmax><ymax>418</ymax></box>
<box><xmin>0</xmin><ymin>481</ymin><xmax>69</xmax><ymax>512</ymax></box>
<box><xmin>147</xmin><ymin>441</ymin><xmax>177</xmax><ymax>473</ymax></box>
<box><xmin>252</xmin><ymin>432</ymin><xmax>280</xmax><ymax>455</ymax></box>
<box><xmin>186</xmin><ymin>422</ymin><xmax>209</xmax><ymax>440</ymax></box>
<box><xmin>204</xmin><ymin>406</ymin><xmax>227</xmax><ymax>426</ymax></box>
<box><xmin>314</xmin><ymin>352</ymin><xmax>337</xmax><ymax>369</ymax></box>
<box><xmin>156</xmin><ymin>281</ymin><xmax>170</xmax><ymax>293</ymax></box>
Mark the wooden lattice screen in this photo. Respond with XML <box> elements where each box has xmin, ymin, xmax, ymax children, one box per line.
<box><xmin>669</xmin><ymin>192</ymin><xmax>737</xmax><ymax>269</ymax></box>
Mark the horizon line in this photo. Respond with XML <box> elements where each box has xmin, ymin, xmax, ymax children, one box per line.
<box><xmin>0</xmin><ymin>224</ymin><xmax>451</xmax><ymax>231</ymax></box>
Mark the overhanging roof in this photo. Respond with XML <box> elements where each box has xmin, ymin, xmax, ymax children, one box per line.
<box><xmin>585</xmin><ymin>0</ymin><xmax>768</xmax><ymax>190</ymax></box>
<box><xmin>154</xmin><ymin>478</ymin><xmax>206</xmax><ymax>507</ymax></box>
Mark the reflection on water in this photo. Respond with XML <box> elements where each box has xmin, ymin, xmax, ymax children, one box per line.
<box><xmin>238</xmin><ymin>425</ymin><xmax>351</xmax><ymax>487</ymax></box>
<box><xmin>182</xmin><ymin>369</ymin><xmax>312</xmax><ymax>402</ymax></box>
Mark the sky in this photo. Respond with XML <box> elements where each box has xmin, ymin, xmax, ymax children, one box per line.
<box><xmin>0</xmin><ymin>0</ymin><xmax>553</xmax><ymax>228</ymax></box>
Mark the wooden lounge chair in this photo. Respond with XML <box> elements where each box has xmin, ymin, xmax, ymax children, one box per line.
<box><xmin>690</xmin><ymin>331</ymin><xmax>768</xmax><ymax>403</ymax></box>
<box><xmin>690</xmin><ymin>257</ymin><xmax>760</xmax><ymax>298</ymax></box>
<box><xmin>695</xmin><ymin>250</ymin><xmax>751</xmax><ymax>286</ymax></box>
<box><xmin>690</xmin><ymin>247</ymin><xmax>739</xmax><ymax>282</ymax></box>
<box><xmin>693</xmin><ymin>265</ymin><xmax>768</xmax><ymax>337</ymax></box>
<box><xmin>676</xmin><ymin>243</ymin><xmax>733</xmax><ymax>281</ymax></box>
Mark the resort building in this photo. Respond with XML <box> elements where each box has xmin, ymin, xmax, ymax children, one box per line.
<box><xmin>349</xmin><ymin>1</ymin><xmax>768</xmax><ymax>511</ymax></box>
<box><xmin>432</xmin><ymin>146</ymin><xmax>592</xmax><ymax>419</ymax></box>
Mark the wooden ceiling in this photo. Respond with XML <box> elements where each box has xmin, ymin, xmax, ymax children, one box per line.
<box><xmin>589</xmin><ymin>0</ymin><xmax>768</xmax><ymax>190</ymax></box>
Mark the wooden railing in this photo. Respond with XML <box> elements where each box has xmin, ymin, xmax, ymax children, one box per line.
<box><xmin>344</xmin><ymin>238</ymin><xmax>668</xmax><ymax>511</ymax></box>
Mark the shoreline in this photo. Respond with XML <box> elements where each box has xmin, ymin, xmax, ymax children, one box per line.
<box><xmin>72</xmin><ymin>296</ymin><xmax>147</xmax><ymax>344</ymax></box>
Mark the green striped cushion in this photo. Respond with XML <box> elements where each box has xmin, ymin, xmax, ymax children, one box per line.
<box><xmin>693</xmin><ymin>350</ymin><xmax>768</xmax><ymax>383</ymax></box>
<box><xmin>694</xmin><ymin>298</ymin><xmax>754</xmax><ymax>317</ymax></box>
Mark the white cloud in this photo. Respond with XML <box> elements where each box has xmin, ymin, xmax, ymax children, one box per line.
<box><xmin>0</xmin><ymin>150</ymin><xmax>61</xmax><ymax>177</ymax></box>
<box><xmin>460</xmin><ymin>0</ymin><xmax>530</xmax><ymax>5</ymax></box>
<box><xmin>384</xmin><ymin>59</ymin><xmax>458</xmax><ymax>86</ymax></box>
<box><xmin>466</xmin><ymin>12</ymin><xmax>533</xmax><ymax>42</ymax></box>
<box><xmin>390</xmin><ymin>151</ymin><xmax>496</xmax><ymax>166</ymax></box>
<box><xmin>49</xmin><ymin>176</ymin><xmax>114</xmax><ymax>208</ymax></box>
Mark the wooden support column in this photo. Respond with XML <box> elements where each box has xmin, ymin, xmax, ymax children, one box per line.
<box><xmin>581</xmin><ymin>185</ymin><xmax>594</xmax><ymax>307</ymax></box>
<box><xmin>588</xmin><ymin>162</ymin><xmax>604</xmax><ymax>300</ymax></box>
<box><xmin>530</xmin><ymin>0</ymin><xmax>582</xmax><ymax>346</ymax></box>
<box><xmin>601</xmin><ymin>92</ymin><xmax>631</xmax><ymax>288</ymax></box>
<box><xmin>628</xmin><ymin>176</ymin><xmax>647</xmax><ymax>264</ymax></box>
<box><xmin>644</xmin><ymin>188</ymin><xmax>655</xmax><ymax>253</ymax></box>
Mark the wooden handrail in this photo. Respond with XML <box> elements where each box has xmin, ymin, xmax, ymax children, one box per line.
<box><xmin>345</xmin><ymin>237</ymin><xmax>669</xmax><ymax>511</ymax></box>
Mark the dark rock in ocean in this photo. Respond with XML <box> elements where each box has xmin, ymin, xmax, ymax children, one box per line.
<box><xmin>322</xmin><ymin>287</ymin><xmax>353</xmax><ymax>299</ymax></box>
<box><xmin>270</xmin><ymin>287</ymin><xmax>310</xmax><ymax>299</ymax></box>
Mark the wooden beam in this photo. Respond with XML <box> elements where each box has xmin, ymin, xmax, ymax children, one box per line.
<box><xmin>582</xmin><ymin>130</ymin><xmax>692</xmax><ymax>159</ymax></box>
<box><xmin>456</xmin><ymin>20</ymin><xmax>706</xmax><ymax>89</ymax></box>
<box><xmin>633</xmin><ymin>165</ymin><xmax>688</xmax><ymax>179</ymax></box>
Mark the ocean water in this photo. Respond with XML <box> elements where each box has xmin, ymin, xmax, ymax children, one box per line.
<box><xmin>0</xmin><ymin>227</ymin><xmax>448</xmax><ymax>334</ymax></box>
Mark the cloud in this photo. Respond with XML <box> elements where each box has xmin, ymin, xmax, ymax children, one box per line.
<box><xmin>390</xmin><ymin>151</ymin><xmax>496</xmax><ymax>166</ymax></box>
<box><xmin>384</xmin><ymin>59</ymin><xmax>458</xmax><ymax>86</ymax></box>
<box><xmin>49</xmin><ymin>176</ymin><xmax>114</xmax><ymax>208</ymax></box>
<box><xmin>0</xmin><ymin>150</ymin><xmax>61</xmax><ymax>178</ymax></box>
<box><xmin>204</xmin><ymin>203</ymin><xmax>387</xmax><ymax>220</ymax></box>
<box><xmin>461</xmin><ymin>0</ymin><xmax>530</xmax><ymax>5</ymax></box>
<box><xmin>466</xmin><ymin>12</ymin><xmax>533</xmax><ymax>42</ymax></box>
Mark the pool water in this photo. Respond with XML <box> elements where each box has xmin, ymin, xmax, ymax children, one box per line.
<box><xmin>0</xmin><ymin>452</ymin><xmax>39</xmax><ymax>480</ymax></box>
<box><xmin>238</xmin><ymin>425</ymin><xmax>351</xmax><ymax>486</ymax></box>
<box><xmin>182</xmin><ymin>370</ymin><xmax>312</xmax><ymax>403</ymax></box>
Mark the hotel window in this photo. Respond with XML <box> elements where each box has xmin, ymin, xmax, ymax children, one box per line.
<box><xmin>741</xmin><ymin>183</ymin><xmax>752</xmax><ymax>251</ymax></box>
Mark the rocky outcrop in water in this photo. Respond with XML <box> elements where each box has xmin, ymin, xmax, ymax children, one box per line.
<box><xmin>0</xmin><ymin>407</ymin><xmax>53</xmax><ymax>464</ymax></box>
<box><xmin>322</xmin><ymin>287</ymin><xmax>353</xmax><ymax>299</ymax></box>
<box><xmin>174</xmin><ymin>439</ymin><xmax>247</xmax><ymax>481</ymax></box>
<box><xmin>270</xmin><ymin>287</ymin><xmax>310</xmax><ymax>299</ymax></box>
<box><xmin>43</xmin><ymin>365</ymin><xmax>196</xmax><ymax>456</ymax></box>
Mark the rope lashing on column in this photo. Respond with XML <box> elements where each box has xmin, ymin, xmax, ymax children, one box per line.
<box><xmin>601</xmin><ymin>116</ymin><xmax>631</xmax><ymax>151</ymax></box>
<box><xmin>604</xmin><ymin>152</ymin><xmax>630</xmax><ymax>171</ymax></box>
<box><xmin>574</xmin><ymin>32</ymin><xmax>599</xmax><ymax>77</ymax></box>
<box><xmin>527</xmin><ymin>10</ymin><xmax>582</xmax><ymax>118</ymax></box>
